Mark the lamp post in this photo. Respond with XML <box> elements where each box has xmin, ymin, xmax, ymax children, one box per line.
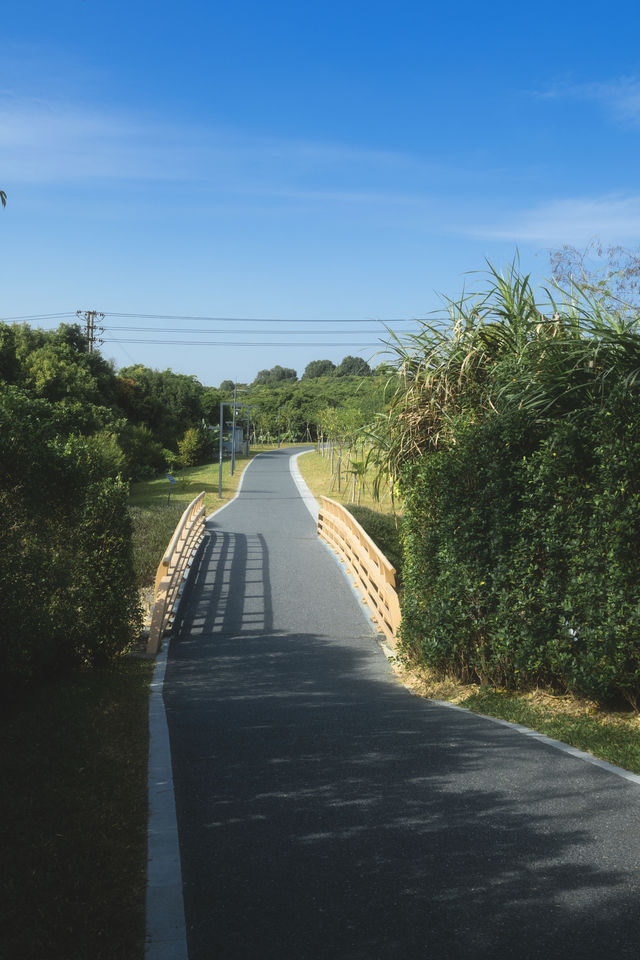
<box><xmin>218</xmin><ymin>389</ymin><xmax>253</xmax><ymax>497</ymax></box>
<box><xmin>218</xmin><ymin>399</ymin><xmax>226</xmax><ymax>499</ymax></box>
<box><xmin>231</xmin><ymin>384</ymin><xmax>251</xmax><ymax>475</ymax></box>
<box><xmin>218</xmin><ymin>399</ymin><xmax>239</xmax><ymax>497</ymax></box>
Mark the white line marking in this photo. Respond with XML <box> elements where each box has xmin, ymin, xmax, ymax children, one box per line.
<box><xmin>145</xmin><ymin>642</ymin><xmax>188</xmax><ymax>959</ymax></box>
<box><xmin>289</xmin><ymin>449</ymin><xmax>318</xmax><ymax>522</ymax></box>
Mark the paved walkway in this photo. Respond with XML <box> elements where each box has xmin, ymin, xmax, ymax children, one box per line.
<box><xmin>163</xmin><ymin>448</ymin><xmax>640</xmax><ymax>959</ymax></box>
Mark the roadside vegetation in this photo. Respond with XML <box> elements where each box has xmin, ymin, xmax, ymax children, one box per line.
<box><xmin>372</xmin><ymin>258</ymin><xmax>640</xmax><ymax>717</ymax></box>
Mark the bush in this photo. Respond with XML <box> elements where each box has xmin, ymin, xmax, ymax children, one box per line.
<box><xmin>400</xmin><ymin>398</ymin><xmax>640</xmax><ymax>707</ymax></box>
<box><xmin>118</xmin><ymin>422</ymin><xmax>169</xmax><ymax>480</ymax></box>
<box><xmin>177</xmin><ymin>423</ymin><xmax>214</xmax><ymax>467</ymax></box>
<box><xmin>0</xmin><ymin>386</ymin><xmax>142</xmax><ymax>686</ymax></box>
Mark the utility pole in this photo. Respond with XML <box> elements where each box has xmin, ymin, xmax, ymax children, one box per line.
<box><xmin>76</xmin><ymin>309</ymin><xmax>104</xmax><ymax>353</ymax></box>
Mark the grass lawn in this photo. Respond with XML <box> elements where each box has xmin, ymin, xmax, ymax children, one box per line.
<box><xmin>296</xmin><ymin>448</ymin><xmax>401</xmax><ymax>517</ymax></box>
<box><xmin>392</xmin><ymin>659</ymin><xmax>640</xmax><ymax>775</ymax></box>
<box><xmin>1</xmin><ymin>658</ymin><xmax>153</xmax><ymax>960</ymax></box>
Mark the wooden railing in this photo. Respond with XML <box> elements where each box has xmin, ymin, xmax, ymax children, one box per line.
<box><xmin>317</xmin><ymin>496</ymin><xmax>401</xmax><ymax>645</ymax></box>
<box><xmin>146</xmin><ymin>492</ymin><xmax>207</xmax><ymax>655</ymax></box>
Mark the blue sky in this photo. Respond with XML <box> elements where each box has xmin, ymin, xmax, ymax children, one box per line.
<box><xmin>2</xmin><ymin>0</ymin><xmax>640</xmax><ymax>386</ymax></box>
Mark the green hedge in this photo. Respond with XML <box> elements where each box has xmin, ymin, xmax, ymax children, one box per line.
<box><xmin>400</xmin><ymin>394</ymin><xmax>640</xmax><ymax>707</ymax></box>
<box><xmin>0</xmin><ymin>387</ymin><xmax>141</xmax><ymax>686</ymax></box>
<box><xmin>346</xmin><ymin>506</ymin><xmax>404</xmax><ymax>589</ymax></box>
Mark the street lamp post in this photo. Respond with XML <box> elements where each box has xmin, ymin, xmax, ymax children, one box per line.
<box><xmin>231</xmin><ymin>384</ymin><xmax>237</xmax><ymax>476</ymax></box>
<box><xmin>218</xmin><ymin>399</ymin><xmax>225</xmax><ymax>498</ymax></box>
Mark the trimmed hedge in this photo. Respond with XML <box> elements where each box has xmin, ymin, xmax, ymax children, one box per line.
<box><xmin>400</xmin><ymin>393</ymin><xmax>640</xmax><ymax>707</ymax></box>
<box><xmin>346</xmin><ymin>506</ymin><xmax>404</xmax><ymax>589</ymax></box>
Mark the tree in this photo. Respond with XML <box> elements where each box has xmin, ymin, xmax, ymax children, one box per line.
<box><xmin>178</xmin><ymin>423</ymin><xmax>214</xmax><ymax>467</ymax></box>
<box><xmin>0</xmin><ymin>385</ymin><xmax>141</xmax><ymax>684</ymax></box>
<box><xmin>302</xmin><ymin>359</ymin><xmax>336</xmax><ymax>379</ymax></box>
<box><xmin>550</xmin><ymin>240</ymin><xmax>640</xmax><ymax>316</ymax></box>
<box><xmin>116</xmin><ymin>364</ymin><xmax>207</xmax><ymax>449</ymax></box>
<box><xmin>335</xmin><ymin>355</ymin><xmax>371</xmax><ymax>377</ymax></box>
<box><xmin>253</xmin><ymin>365</ymin><xmax>298</xmax><ymax>386</ymax></box>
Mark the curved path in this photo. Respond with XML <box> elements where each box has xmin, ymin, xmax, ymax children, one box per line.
<box><xmin>162</xmin><ymin>448</ymin><xmax>640</xmax><ymax>959</ymax></box>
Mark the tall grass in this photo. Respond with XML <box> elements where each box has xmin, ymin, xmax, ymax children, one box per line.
<box><xmin>376</xmin><ymin>257</ymin><xmax>640</xmax><ymax>476</ymax></box>
<box><xmin>374</xmin><ymin>259</ymin><xmax>640</xmax><ymax>708</ymax></box>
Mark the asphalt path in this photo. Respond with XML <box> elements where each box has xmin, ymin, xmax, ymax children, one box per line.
<box><xmin>164</xmin><ymin>447</ymin><xmax>640</xmax><ymax>959</ymax></box>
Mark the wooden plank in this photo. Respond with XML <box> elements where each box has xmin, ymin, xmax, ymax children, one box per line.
<box><xmin>317</xmin><ymin>497</ymin><xmax>401</xmax><ymax>642</ymax></box>
<box><xmin>147</xmin><ymin>491</ymin><xmax>206</xmax><ymax>656</ymax></box>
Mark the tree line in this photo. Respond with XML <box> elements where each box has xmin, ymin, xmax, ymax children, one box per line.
<box><xmin>0</xmin><ymin>321</ymin><xmax>391</xmax><ymax>687</ymax></box>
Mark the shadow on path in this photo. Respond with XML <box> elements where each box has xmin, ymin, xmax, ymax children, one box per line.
<box><xmin>166</xmin><ymin>528</ymin><xmax>640</xmax><ymax>960</ymax></box>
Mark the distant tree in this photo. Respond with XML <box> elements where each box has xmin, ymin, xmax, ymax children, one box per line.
<box><xmin>253</xmin><ymin>365</ymin><xmax>298</xmax><ymax>386</ymax></box>
<box><xmin>302</xmin><ymin>359</ymin><xmax>336</xmax><ymax>379</ymax></box>
<box><xmin>220</xmin><ymin>379</ymin><xmax>234</xmax><ymax>392</ymax></box>
<box><xmin>550</xmin><ymin>240</ymin><xmax>640</xmax><ymax>315</ymax></box>
<box><xmin>116</xmin><ymin>364</ymin><xmax>205</xmax><ymax>449</ymax></box>
<box><xmin>200</xmin><ymin>386</ymin><xmax>222</xmax><ymax>423</ymax></box>
<box><xmin>335</xmin><ymin>355</ymin><xmax>371</xmax><ymax>377</ymax></box>
<box><xmin>373</xmin><ymin>361</ymin><xmax>397</xmax><ymax>377</ymax></box>
<box><xmin>178</xmin><ymin>424</ymin><xmax>212</xmax><ymax>467</ymax></box>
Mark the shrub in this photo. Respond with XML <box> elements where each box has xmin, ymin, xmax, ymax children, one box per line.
<box><xmin>346</xmin><ymin>506</ymin><xmax>404</xmax><ymax>589</ymax></box>
<box><xmin>399</xmin><ymin>398</ymin><xmax>640</xmax><ymax>707</ymax></box>
<box><xmin>177</xmin><ymin>423</ymin><xmax>214</xmax><ymax>467</ymax></box>
<box><xmin>118</xmin><ymin>422</ymin><xmax>169</xmax><ymax>480</ymax></box>
<box><xmin>0</xmin><ymin>386</ymin><xmax>142</xmax><ymax>686</ymax></box>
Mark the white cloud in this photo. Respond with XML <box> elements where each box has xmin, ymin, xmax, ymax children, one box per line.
<box><xmin>0</xmin><ymin>95</ymin><xmax>427</xmax><ymax>199</ymax></box>
<box><xmin>537</xmin><ymin>77</ymin><xmax>640</xmax><ymax>126</ymax></box>
<box><xmin>470</xmin><ymin>194</ymin><xmax>640</xmax><ymax>245</ymax></box>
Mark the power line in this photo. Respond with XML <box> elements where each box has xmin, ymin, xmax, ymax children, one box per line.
<box><xmin>104</xmin><ymin>339</ymin><xmax>383</xmax><ymax>347</ymax></box>
<box><xmin>0</xmin><ymin>312</ymin><xmax>76</xmax><ymax>322</ymax></box>
<box><xmin>102</xmin><ymin>312</ymin><xmax>415</xmax><ymax>323</ymax></box>
<box><xmin>102</xmin><ymin>324</ymin><xmax>395</xmax><ymax>334</ymax></box>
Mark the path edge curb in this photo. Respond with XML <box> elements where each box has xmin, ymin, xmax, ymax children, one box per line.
<box><xmin>145</xmin><ymin>639</ymin><xmax>189</xmax><ymax>959</ymax></box>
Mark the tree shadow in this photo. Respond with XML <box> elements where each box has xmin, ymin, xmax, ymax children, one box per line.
<box><xmin>165</xmin><ymin>531</ymin><xmax>640</xmax><ymax>960</ymax></box>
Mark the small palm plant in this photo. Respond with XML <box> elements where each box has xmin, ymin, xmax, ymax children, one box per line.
<box><xmin>348</xmin><ymin>459</ymin><xmax>367</xmax><ymax>505</ymax></box>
